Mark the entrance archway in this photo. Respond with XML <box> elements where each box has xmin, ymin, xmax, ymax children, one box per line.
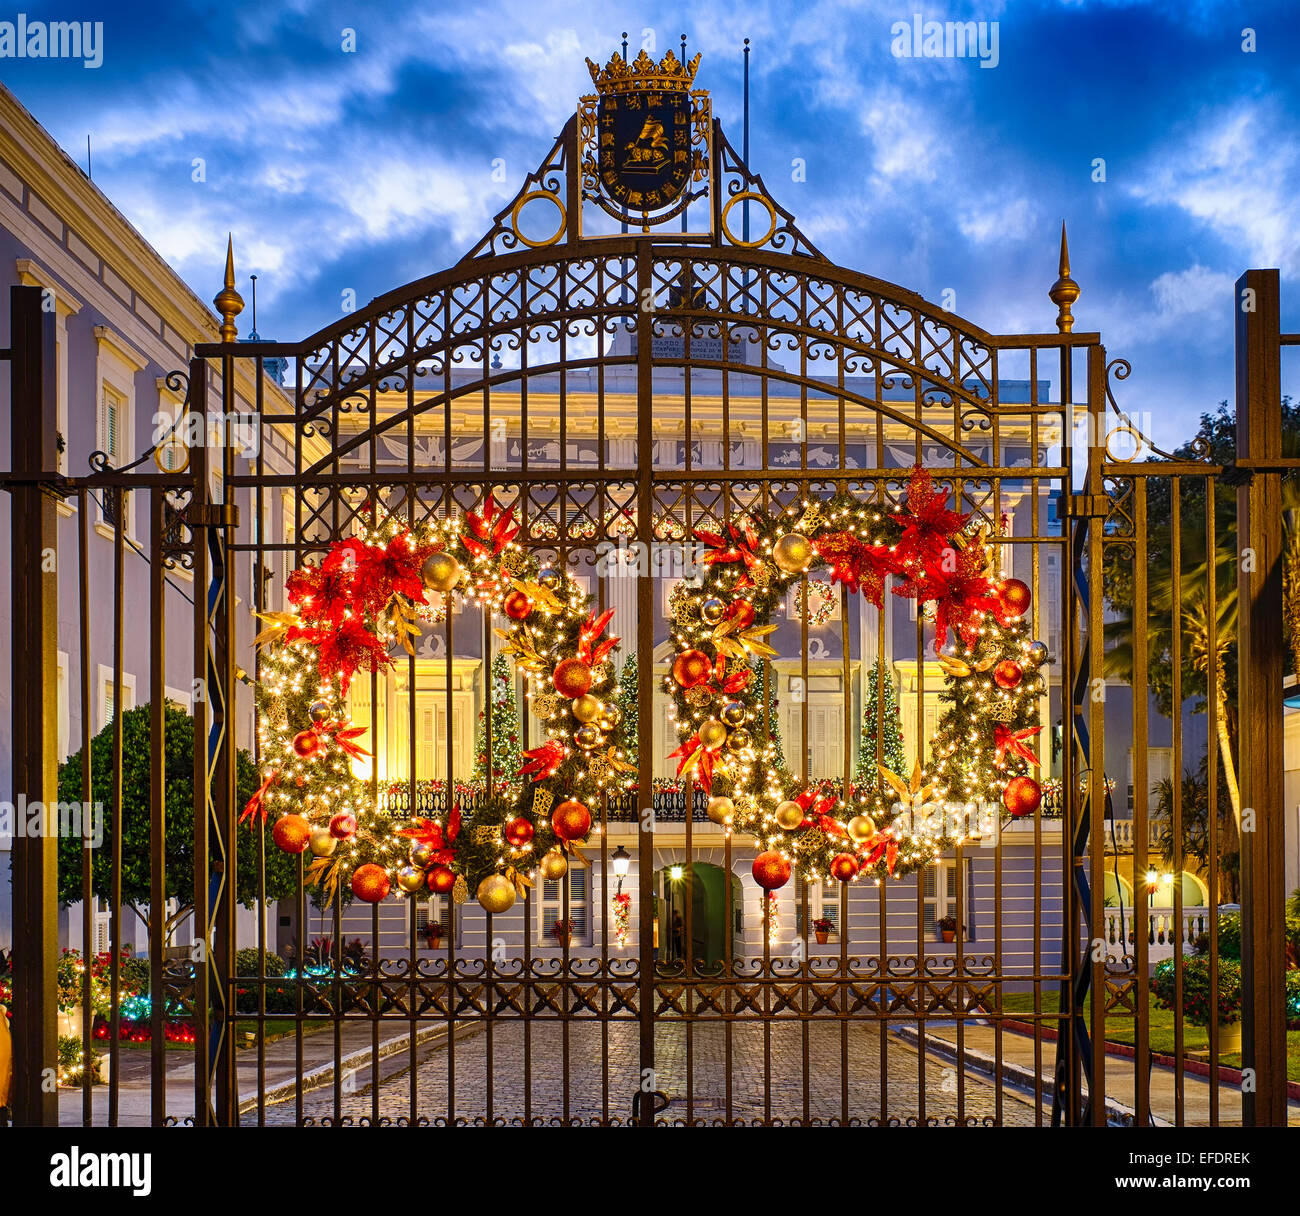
<box><xmin>655</xmin><ymin>862</ymin><xmax>741</xmax><ymax>969</ymax></box>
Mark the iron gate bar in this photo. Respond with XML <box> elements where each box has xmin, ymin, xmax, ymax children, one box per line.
<box><xmin>8</xmin><ymin>283</ymin><xmax>59</xmax><ymax>1126</ymax></box>
<box><xmin>1235</xmin><ymin>268</ymin><xmax>1287</xmax><ymax>1126</ymax></box>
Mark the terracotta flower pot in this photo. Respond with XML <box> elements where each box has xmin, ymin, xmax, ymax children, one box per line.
<box><xmin>815</xmin><ymin>930</ymin><xmax>829</xmax><ymax>945</ymax></box>
<box><xmin>941</xmin><ymin>929</ymin><xmax>956</xmax><ymax>943</ymax></box>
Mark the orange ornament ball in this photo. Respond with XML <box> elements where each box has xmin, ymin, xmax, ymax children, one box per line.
<box><xmin>426</xmin><ymin>865</ymin><xmax>456</xmax><ymax>895</ymax></box>
<box><xmin>328</xmin><ymin>812</ymin><xmax>357</xmax><ymax>840</ymax></box>
<box><xmin>1003</xmin><ymin>775</ymin><xmax>1042</xmax><ymax>818</ymax></box>
<box><xmin>554</xmin><ymin>657</ymin><xmax>593</xmax><ymax>699</ymax></box>
<box><xmin>752</xmin><ymin>850</ymin><xmax>792</xmax><ymax>891</ymax></box>
<box><xmin>672</xmin><ymin>649</ymin><xmax>712</xmax><ymax>689</ymax></box>
<box><xmin>292</xmin><ymin>729</ymin><xmax>322</xmax><ymax>759</ymax></box>
<box><xmin>504</xmin><ymin>590</ymin><xmax>533</xmax><ymax>620</ymax></box>
<box><xmin>272</xmin><ymin>814</ymin><xmax>312</xmax><ymax>854</ymax></box>
<box><xmin>351</xmin><ymin>863</ymin><xmax>392</xmax><ymax>903</ymax></box>
<box><xmin>829</xmin><ymin>853</ymin><xmax>859</xmax><ymax>883</ymax></box>
<box><xmin>993</xmin><ymin>660</ymin><xmax>1023</xmax><ymax>689</ymax></box>
<box><xmin>998</xmin><ymin>578</ymin><xmax>1031</xmax><ymax>620</ymax></box>
<box><xmin>551</xmin><ymin>799</ymin><xmax>592</xmax><ymax>842</ymax></box>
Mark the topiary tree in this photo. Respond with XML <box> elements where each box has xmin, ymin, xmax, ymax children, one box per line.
<box><xmin>56</xmin><ymin>701</ymin><xmax>298</xmax><ymax>944</ymax></box>
<box><xmin>854</xmin><ymin>659</ymin><xmax>906</xmax><ymax>784</ymax></box>
<box><xmin>470</xmin><ymin>651</ymin><xmax>523</xmax><ymax>794</ymax></box>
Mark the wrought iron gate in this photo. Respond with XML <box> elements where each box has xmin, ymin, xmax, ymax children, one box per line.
<box><xmin>3</xmin><ymin>99</ymin><xmax>1292</xmax><ymax>1128</ymax></box>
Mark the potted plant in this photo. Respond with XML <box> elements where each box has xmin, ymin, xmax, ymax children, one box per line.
<box><xmin>551</xmin><ymin>918</ymin><xmax>576</xmax><ymax>948</ymax></box>
<box><xmin>937</xmin><ymin>914</ymin><xmax>959</xmax><ymax>943</ymax></box>
<box><xmin>1154</xmin><ymin>954</ymin><xmax>1243</xmax><ymax>1053</ymax></box>
<box><xmin>811</xmin><ymin>917</ymin><xmax>834</xmax><ymax>945</ymax></box>
<box><xmin>423</xmin><ymin>920</ymin><xmax>443</xmax><ymax>950</ymax></box>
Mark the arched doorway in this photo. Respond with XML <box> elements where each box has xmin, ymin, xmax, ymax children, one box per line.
<box><xmin>654</xmin><ymin>862</ymin><xmax>741</xmax><ymax>968</ymax></box>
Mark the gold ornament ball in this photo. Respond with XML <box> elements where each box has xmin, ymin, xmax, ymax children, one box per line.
<box><xmin>719</xmin><ymin>700</ymin><xmax>746</xmax><ymax>727</ymax></box>
<box><xmin>409</xmin><ymin>840</ymin><xmax>435</xmax><ymax>868</ymax></box>
<box><xmin>847</xmin><ymin>814</ymin><xmax>876</xmax><ymax>843</ymax></box>
<box><xmin>773</xmin><ymin>532</ymin><xmax>813</xmax><ymax>574</ymax></box>
<box><xmin>539</xmin><ymin>849</ymin><xmax>569</xmax><ymax>880</ymax></box>
<box><xmin>308</xmin><ymin>699</ymin><xmax>332</xmax><ymax>724</ymax></box>
<box><xmin>477</xmin><ymin>874</ymin><xmax>517</xmax><ymax>915</ymax></box>
<box><xmin>700</xmin><ymin>597</ymin><xmax>726</xmax><ymax>625</ymax></box>
<box><xmin>574</xmin><ymin>723</ymin><xmax>603</xmax><ymax>751</ymax></box>
<box><xmin>698</xmin><ymin>718</ymin><xmax>728</xmax><ymax>749</ymax></box>
<box><xmin>1026</xmin><ymin>640</ymin><xmax>1050</xmax><ymax>667</ymax></box>
<box><xmin>706</xmin><ymin>796</ymin><xmax>735</xmax><ymax>826</ymax></box>
<box><xmin>538</xmin><ymin>567</ymin><xmax>564</xmax><ymax>591</ymax></box>
<box><xmin>572</xmin><ymin>694</ymin><xmax>605</xmax><ymax>724</ymax></box>
<box><xmin>309</xmin><ymin>827</ymin><xmax>337</xmax><ymax>857</ymax></box>
<box><xmin>598</xmin><ymin>704</ymin><xmax>622</xmax><ymax>732</ymax></box>
<box><xmin>422</xmin><ymin>551</ymin><xmax>462</xmax><ymax>593</ymax></box>
<box><xmin>774</xmin><ymin>800</ymin><xmax>805</xmax><ymax>830</ymax></box>
<box><xmin>396</xmin><ymin>865</ymin><xmax>426</xmax><ymax>894</ymax></box>
<box><xmin>727</xmin><ymin>727</ymin><xmax>752</xmax><ymax>752</ymax></box>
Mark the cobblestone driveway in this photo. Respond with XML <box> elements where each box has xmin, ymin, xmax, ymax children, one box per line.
<box><xmin>264</xmin><ymin>1020</ymin><xmax>1041</xmax><ymax>1125</ymax></box>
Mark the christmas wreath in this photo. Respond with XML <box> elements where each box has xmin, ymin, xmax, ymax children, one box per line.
<box><xmin>245</xmin><ymin>496</ymin><xmax>633</xmax><ymax>913</ymax></box>
<box><xmin>666</xmin><ymin>465</ymin><xmax>1050</xmax><ymax>891</ymax></box>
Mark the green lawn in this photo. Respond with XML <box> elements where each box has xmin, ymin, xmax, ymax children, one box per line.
<box><xmin>997</xmin><ymin>992</ymin><xmax>1300</xmax><ymax>1082</ymax></box>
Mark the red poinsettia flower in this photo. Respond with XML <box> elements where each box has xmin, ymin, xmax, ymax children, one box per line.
<box><xmin>893</xmin><ymin>543</ymin><xmax>1000</xmax><ymax>653</ymax></box>
<box><xmin>891</xmin><ymin>465</ymin><xmax>971</xmax><ymax>568</ymax></box>
<box><xmin>315</xmin><ymin>616</ymin><xmax>394</xmax><ymax>694</ymax></box>
<box><xmin>462</xmin><ymin>494</ymin><xmax>520</xmax><ymax>558</ymax></box>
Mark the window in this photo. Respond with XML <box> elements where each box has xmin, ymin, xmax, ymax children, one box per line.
<box><xmin>923</xmin><ymin>859</ymin><xmax>973</xmax><ymax>939</ymax></box>
<box><xmin>794</xmin><ymin>877</ymin><xmax>840</xmax><ymax>940</ymax></box>
<box><xmin>1126</xmin><ymin>747</ymin><xmax>1172</xmax><ymax>814</ymax></box>
<box><xmin>538</xmin><ymin>861</ymin><xmax>589</xmax><ymax>945</ymax></box>
<box><xmin>97</xmin><ymin>665</ymin><xmax>137</xmax><ymax>731</ymax></box>
<box><xmin>97</xmin><ymin>382</ymin><xmax>134</xmax><ymax>533</ymax></box>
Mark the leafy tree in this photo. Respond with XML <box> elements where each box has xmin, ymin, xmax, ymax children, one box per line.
<box><xmin>56</xmin><ymin>702</ymin><xmax>297</xmax><ymax>943</ymax></box>
<box><xmin>1103</xmin><ymin>399</ymin><xmax>1300</xmax><ymax>831</ymax></box>
<box><xmin>1151</xmin><ymin>756</ymin><xmax>1239</xmax><ymax>904</ymax></box>
<box><xmin>854</xmin><ymin>659</ymin><xmax>906</xmax><ymax>783</ymax></box>
<box><xmin>470</xmin><ymin>651</ymin><xmax>523</xmax><ymax>793</ymax></box>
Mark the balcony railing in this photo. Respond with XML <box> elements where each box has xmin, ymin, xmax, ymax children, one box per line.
<box><xmin>377</xmin><ymin>784</ymin><xmax>715</xmax><ymax>822</ymax></box>
<box><xmin>1102</xmin><ymin>904</ymin><xmax>1234</xmax><ymax>963</ymax></box>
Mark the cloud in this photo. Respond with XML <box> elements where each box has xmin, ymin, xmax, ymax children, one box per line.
<box><xmin>1130</xmin><ymin>101</ymin><xmax>1300</xmax><ymax>277</ymax></box>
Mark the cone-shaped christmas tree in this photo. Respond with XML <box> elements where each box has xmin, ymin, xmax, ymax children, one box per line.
<box><xmin>471</xmin><ymin>651</ymin><xmax>523</xmax><ymax>794</ymax></box>
<box><xmin>855</xmin><ymin>658</ymin><xmax>906</xmax><ymax>784</ymax></box>
<box><xmin>612</xmin><ymin>650</ymin><xmax>639</xmax><ymax>769</ymax></box>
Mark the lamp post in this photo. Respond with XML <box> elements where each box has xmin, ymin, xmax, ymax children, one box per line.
<box><xmin>612</xmin><ymin>845</ymin><xmax>631</xmax><ymax>894</ymax></box>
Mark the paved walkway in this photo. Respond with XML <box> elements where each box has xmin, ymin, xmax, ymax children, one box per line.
<box><xmin>59</xmin><ymin>1015</ymin><xmax>1299</xmax><ymax>1127</ymax></box>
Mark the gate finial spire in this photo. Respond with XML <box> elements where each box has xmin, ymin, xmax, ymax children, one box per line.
<box><xmin>214</xmin><ymin>234</ymin><xmax>244</xmax><ymax>343</ymax></box>
<box><xmin>1049</xmin><ymin>221</ymin><xmax>1079</xmax><ymax>333</ymax></box>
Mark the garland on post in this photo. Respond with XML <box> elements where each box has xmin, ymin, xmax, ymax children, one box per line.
<box><xmin>667</xmin><ymin>466</ymin><xmax>1050</xmax><ymax>891</ymax></box>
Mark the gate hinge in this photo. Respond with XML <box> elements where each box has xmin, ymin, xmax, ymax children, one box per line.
<box><xmin>187</xmin><ymin>503</ymin><xmax>240</xmax><ymax>529</ymax></box>
<box><xmin>1061</xmin><ymin>494</ymin><xmax>1109</xmax><ymax>519</ymax></box>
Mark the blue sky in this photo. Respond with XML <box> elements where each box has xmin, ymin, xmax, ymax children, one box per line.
<box><xmin>5</xmin><ymin>0</ymin><xmax>1298</xmax><ymax>449</ymax></box>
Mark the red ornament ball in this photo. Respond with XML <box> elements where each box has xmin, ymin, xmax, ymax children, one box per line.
<box><xmin>504</xmin><ymin>816</ymin><xmax>535</xmax><ymax>848</ymax></box>
<box><xmin>997</xmin><ymin>578</ymin><xmax>1031</xmax><ymax>620</ymax></box>
<box><xmin>426</xmin><ymin>865</ymin><xmax>456</xmax><ymax>895</ymax></box>
<box><xmin>553</xmin><ymin>657</ymin><xmax>594</xmax><ymax>699</ymax></box>
<box><xmin>829</xmin><ymin>853</ymin><xmax>859</xmax><ymax>883</ymax></box>
<box><xmin>292</xmin><ymin>729</ymin><xmax>322</xmax><ymax>759</ymax></box>
<box><xmin>551</xmin><ymin>799</ymin><xmax>592</xmax><ymax>842</ymax></box>
<box><xmin>351</xmin><ymin>863</ymin><xmax>391</xmax><ymax>903</ymax></box>
<box><xmin>272</xmin><ymin>814</ymin><xmax>312</xmax><ymax>854</ymax></box>
<box><xmin>993</xmin><ymin>660</ymin><xmax>1023</xmax><ymax>689</ymax></box>
<box><xmin>1003</xmin><ymin>775</ymin><xmax>1042</xmax><ymax>818</ymax></box>
<box><xmin>672</xmin><ymin>649</ymin><xmax>712</xmax><ymax>689</ymax></box>
<box><xmin>329</xmin><ymin>812</ymin><xmax>358</xmax><ymax>840</ymax></box>
<box><xmin>504</xmin><ymin>590</ymin><xmax>533</xmax><ymax>620</ymax></box>
<box><xmin>752</xmin><ymin>850</ymin><xmax>792</xmax><ymax>891</ymax></box>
